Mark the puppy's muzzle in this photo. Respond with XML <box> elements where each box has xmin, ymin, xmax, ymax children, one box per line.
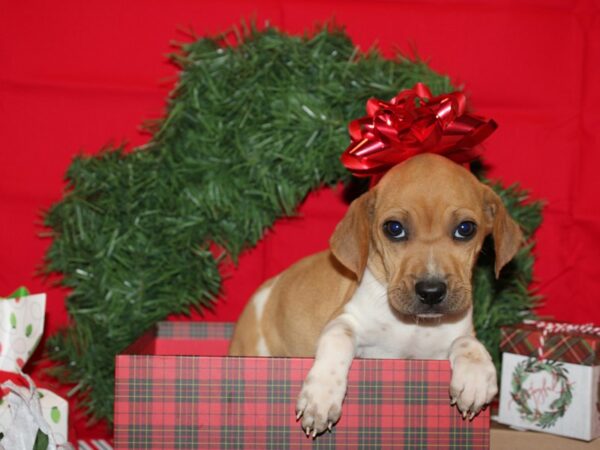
<box><xmin>415</xmin><ymin>279</ymin><xmax>447</xmax><ymax>305</ymax></box>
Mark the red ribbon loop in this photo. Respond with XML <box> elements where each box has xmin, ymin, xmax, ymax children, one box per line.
<box><xmin>341</xmin><ymin>83</ymin><xmax>498</xmax><ymax>184</ymax></box>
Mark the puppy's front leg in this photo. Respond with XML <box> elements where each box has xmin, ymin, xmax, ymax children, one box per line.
<box><xmin>448</xmin><ymin>335</ymin><xmax>498</xmax><ymax>419</ymax></box>
<box><xmin>296</xmin><ymin>316</ymin><xmax>356</xmax><ymax>438</ymax></box>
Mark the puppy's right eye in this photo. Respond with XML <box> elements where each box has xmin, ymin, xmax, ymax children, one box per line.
<box><xmin>383</xmin><ymin>220</ymin><xmax>407</xmax><ymax>240</ymax></box>
<box><xmin>453</xmin><ymin>221</ymin><xmax>477</xmax><ymax>241</ymax></box>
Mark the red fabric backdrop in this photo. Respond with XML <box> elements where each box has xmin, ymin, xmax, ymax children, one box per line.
<box><xmin>1</xmin><ymin>0</ymin><xmax>599</xmax><ymax>441</ymax></box>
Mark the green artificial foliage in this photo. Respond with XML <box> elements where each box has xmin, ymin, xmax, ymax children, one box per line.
<box><xmin>44</xmin><ymin>25</ymin><xmax>542</xmax><ymax>424</ymax></box>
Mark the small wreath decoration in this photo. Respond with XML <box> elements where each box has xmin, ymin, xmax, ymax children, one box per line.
<box><xmin>511</xmin><ymin>358</ymin><xmax>573</xmax><ymax>429</ymax></box>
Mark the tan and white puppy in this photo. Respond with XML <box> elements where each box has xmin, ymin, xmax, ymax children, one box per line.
<box><xmin>229</xmin><ymin>153</ymin><xmax>522</xmax><ymax>438</ymax></box>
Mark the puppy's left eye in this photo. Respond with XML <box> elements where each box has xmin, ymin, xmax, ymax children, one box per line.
<box><xmin>453</xmin><ymin>221</ymin><xmax>477</xmax><ymax>240</ymax></box>
<box><xmin>383</xmin><ymin>220</ymin><xmax>407</xmax><ymax>240</ymax></box>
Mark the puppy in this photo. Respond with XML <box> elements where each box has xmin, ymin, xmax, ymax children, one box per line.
<box><xmin>229</xmin><ymin>153</ymin><xmax>522</xmax><ymax>437</ymax></box>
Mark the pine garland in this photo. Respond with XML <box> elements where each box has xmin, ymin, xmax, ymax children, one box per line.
<box><xmin>44</xmin><ymin>25</ymin><xmax>542</xmax><ymax>424</ymax></box>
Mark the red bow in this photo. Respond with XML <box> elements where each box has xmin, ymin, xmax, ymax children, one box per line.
<box><xmin>340</xmin><ymin>83</ymin><xmax>497</xmax><ymax>185</ymax></box>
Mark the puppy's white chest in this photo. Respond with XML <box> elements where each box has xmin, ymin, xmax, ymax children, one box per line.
<box><xmin>343</xmin><ymin>269</ymin><xmax>472</xmax><ymax>359</ymax></box>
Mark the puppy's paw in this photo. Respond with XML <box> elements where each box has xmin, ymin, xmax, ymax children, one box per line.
<box><xmin>295</xmin><ymin>368</ymin><xmax>346</xmax><ymax>438</ymax></box>
<box><xmin>450</xmin><ymin>356</ymin><xmax>497</xmax><ymax>419</ymax></box>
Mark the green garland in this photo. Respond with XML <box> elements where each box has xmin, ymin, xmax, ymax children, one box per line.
<box><xmin>44</xmin><ymin>25</ymin><xmax>542</xmax><ymax>424</ymax></box>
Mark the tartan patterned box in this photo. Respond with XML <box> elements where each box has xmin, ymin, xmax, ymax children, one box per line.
<box><xmin>497</xmin><ymin>322</ymin><xmax>600</xmax><ymax>441</ymax></box>
<box><xmin>499</xmin><ymin>321</ymin><xmax>600</xmax><ymax>365</ymax></box>
<box><xmin>114</xmin><ymin>321</ymin><xmax>490</xmax><ymax>449</ymax></box>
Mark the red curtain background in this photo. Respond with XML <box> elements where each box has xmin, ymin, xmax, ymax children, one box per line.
<box><xmin>2</xmin><ymin>0</ymin><xmax>599</xmax><ymax>442</ymax></box>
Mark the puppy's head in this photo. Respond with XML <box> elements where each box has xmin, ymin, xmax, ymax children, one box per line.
<box><xmin>330</xmin><ymin>153</ymin><xmax>522</xmax><ymax>318</ymax></box>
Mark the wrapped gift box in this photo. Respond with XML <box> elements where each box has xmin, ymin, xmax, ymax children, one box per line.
<box><xmin>0</xmin><ymin>291</ymin><xmax>45</xmax><ymax>372</ymax></box>
<box><xmin>0</xmin><ymin>383</ymin><xmax>69</xmax><ymax>445</ymax></box>
<box><xmin>497</xmin><ymin>321</ymin><xmax>600</xmax><ymax>441</ymax></box>
<box><xmin>0</xmin><ymin>290</ymin><xmax>69</xmax><ymax>447</ymax></box>
<box><xmin>114</xmin><ymin>322</ymin><xmax>489</xmax><ymax>449</ymax></box>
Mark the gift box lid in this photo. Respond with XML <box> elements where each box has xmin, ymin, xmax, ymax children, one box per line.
<box><xmin>114</xmin><ymin>321</ymin><xmax>490</xmax><ymax>449</ymax></box>
<box><xmin>500</xmin><ymin>321</ymin><xmax>600</xmax><ymax>366</ymax></box>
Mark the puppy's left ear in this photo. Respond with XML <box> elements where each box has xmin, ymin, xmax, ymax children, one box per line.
<box><xmin>329</xmin><ymin>190</ymin><xmax>373</xmax><ymax>282</ymax></box>
<box><xmin>482</xmin><ymin>185</ymin><xmax>524</xmax><ymax>278</ymax></box>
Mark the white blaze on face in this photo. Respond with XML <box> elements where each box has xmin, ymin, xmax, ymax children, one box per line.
<box><xmin>426</xmin><ymin>248</ymin><xmax>440</xmax><ymax>278</ymax></box>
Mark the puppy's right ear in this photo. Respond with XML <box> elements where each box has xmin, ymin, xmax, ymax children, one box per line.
<box><xmin>482</xmin><ymin>185</ymin><xmax>524</xmax><ymax>279</ymax></box>
<box><xmin>329</xmin><ymin>190</ymin><xmax>373</xmax><ymax>282</ymax></box>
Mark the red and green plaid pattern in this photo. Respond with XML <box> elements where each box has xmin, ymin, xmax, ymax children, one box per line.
<box><xmin>157</xmin><ymin>322</ymin><xmax>234</xmax><ymax>339</ymax></box>
<box><xmin>114</xmin><ymin>322</ymin><xmax>489</xmax><ymax>449</ymax></box>
<box><xmin>500</xmin><ymin>323</ymin><xmax>600</xmax><ymax>365</ymax></box>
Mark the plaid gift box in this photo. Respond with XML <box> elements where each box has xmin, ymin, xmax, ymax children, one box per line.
<box><xmin>500</xmin><ymin>321</ymin><xmax>600</xmax><ymax>365</ymax></box>
<box><xmin>114</xmin><ymin>322</ymin><xmax>489</xmax><ymax>449</ymax></box>
<box><xmin>497</xmin><ymin>321</ymin><xmax>600</xmax><ymax>441</ymax></box>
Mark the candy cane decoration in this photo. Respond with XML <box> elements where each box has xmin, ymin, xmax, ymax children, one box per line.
<box><xmin>523</xmin><ymin>320</ymin><xmax>600</xmax><ymax>361</ymax></box>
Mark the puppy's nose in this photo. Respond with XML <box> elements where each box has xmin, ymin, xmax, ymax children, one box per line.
<box><xmin>415</xmin><ymin>280</ymin><xmax>447</xmax><ymax>305</ymax></box>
